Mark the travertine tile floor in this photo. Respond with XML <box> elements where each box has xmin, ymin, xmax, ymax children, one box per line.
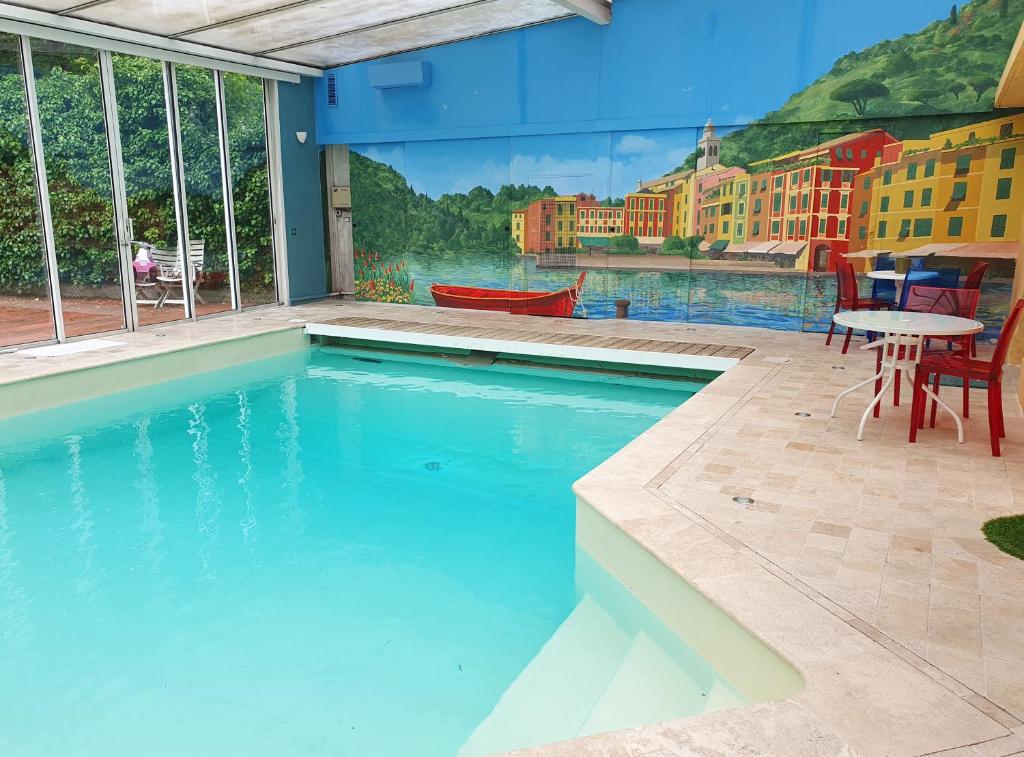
<box><xmin>654</xmin><ymin>331</ymin><xmax>1024</xmax><ymax>723</ymax></box>
<box><xmin>2</xmin><ymin>299</ymin><xmax>1023</xmax><ymax>756</ymax></box>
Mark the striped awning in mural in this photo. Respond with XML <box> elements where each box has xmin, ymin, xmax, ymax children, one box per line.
<box><xmin>892</xmin><ymin>243</ymin><xmax>964</xmax><ymax>257</ymax></box>
<box><xmin>842</xmin><ymin>248</ymin><xmax>891</xmax><ymax>259</ymax></box>
<box><xmin>724</xmin><ymin>241</ymin><xmax>781</xmax><ymax>254</ymax></box>
<box><xmin>933</xmin><ymin>242</ymin><xmax>1021</xmax><ymax>259</ymax></box>
<box><xmin>772</xmin><ymin>241</ymin><xmax>807</xmax><ymax>255</ymax></box>
<box><xmin>891</xmin><ymin>241</ymin><xmax>1020</xmax><ymax>259</ymax></box>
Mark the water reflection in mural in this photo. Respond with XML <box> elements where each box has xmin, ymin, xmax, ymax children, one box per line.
<box><xmin>365</xmin><ymin>247</ymin><xmax>1011</xmax><ymax>342</ymax></box>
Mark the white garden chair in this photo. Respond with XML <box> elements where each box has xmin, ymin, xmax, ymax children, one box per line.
<box><xmin>153</xmin><ymin>240</ymin><xmax>205</xmax><ymax>308</ymax></box>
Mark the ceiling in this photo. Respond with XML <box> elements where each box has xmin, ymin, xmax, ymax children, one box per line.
<box><xmin>1</xmin><ymin>0</ymin><xmax>611</xmax><ymax>68</ymax></box>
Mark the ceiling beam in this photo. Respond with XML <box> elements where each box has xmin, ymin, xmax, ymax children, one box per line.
<box><xmin>0</xmin><ymin>2</ymin><xmax>321</xmax><ymax>79</ymax></box>
<box><xmin>59</xmin><ymin>0</ymin><xmax>115</xmax><ymax>14</ymax></box>
<box><xmin>547</xmin><ymin>0</ymin><xmax>610</xmax><ymax>24</ymax></box>
<box><xmin>315</xmin><ymin>14</ymin><xmax>574</xmax><ymax>69</ymax></box>
<box><xmin>171</xmin><ymin>0</ymin><xmax>327</xmax><ymax>39</ymax></box>
<box><xmin>258</xmin><ymin>0</ymin><xmax>496</xmax><ymax>55</ymax></box>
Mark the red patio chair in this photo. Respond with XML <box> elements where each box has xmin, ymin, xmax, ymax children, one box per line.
<box><xmin>825</xmin><ymin>260</ymin><xmax>892</xmax><ymax>354</ymax></box>
<box><xmin>962</xmin><ymin>261</ymin><xmax>987</xmax><ymax>357</ymax></box>
<box><xmin>871</xmin><ymin>286</ymin><xmax>980</xmax><ymax>417</ymax></box>
<box><xmin>963</xmin><ymin>261</ymin><xmax>988</xmax><ymax>291</ymax></box>
<box><xmin>910</xmin><ymin>298</ymin><xmax>1024</xmax><ymax>456</ymax></box>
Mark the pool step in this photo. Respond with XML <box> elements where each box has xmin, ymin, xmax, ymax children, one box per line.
<box><xmin>579</xmin><ymin>631</ymin><xmax>745</xmax><ymax>737</ymax></box>
<box><xmin>458</xmin><ymin>588</ymin><xmax>742</xmax><ymax>756</ymax></box>
<box><xmin>457</xmin><ymin>594</ymin><xmax>630</xmax><ymax>756</ymax></box>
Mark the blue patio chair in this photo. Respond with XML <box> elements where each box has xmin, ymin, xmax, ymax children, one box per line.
<box><xmin>870</xmin><ymin>255</ymin><xmax>896</xmax><ymax>304</ymax></box>
<box><xmin>897</xmin><ymin>270</ymin><xmax>940</xmax><ymax>310</ymax></box>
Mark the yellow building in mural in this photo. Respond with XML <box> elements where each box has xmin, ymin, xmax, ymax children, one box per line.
<box><xmin>864</xmin><ymin>114</ymin><xmax>1024</xmax><ymax>252</ymax></box>
<box><xmin>511</xmin><ymin>208</ymin><xmax>526</xmax><ymax>251</ymax></box>
<box><xmin>637</xmin><ymin>167</ymin><xmax>692</xmax><ymax>194</ymax></box>
<box><xmin>552</xmin><ymin>195</ymin><xmax>580</xmax><ymax>250</ymax></box>
<box><xmin>707</xmin><ymin>174</ymin><xmax>749</xmax><ymax>245</ymax></box>
<box><xmin>731</xmin><ymin>176</ymin><xmax>749</xmax><ymax>245</ymax></box>
<box><xmin>670</xmin><ymin>171</ymin><xmax>696</xmax><ymax>237</ymax></box>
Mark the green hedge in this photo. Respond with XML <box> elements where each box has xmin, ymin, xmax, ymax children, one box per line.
<box><xmin>0</xmin><ymin>48</ymin><xmax>275</xmax><ymax>293</ymax></box>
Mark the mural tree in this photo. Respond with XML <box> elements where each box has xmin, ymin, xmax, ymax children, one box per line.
<box><xmin>830</xmin><ymin>79</ymin><xmax>890</xmax><ymax>117</ymax></box>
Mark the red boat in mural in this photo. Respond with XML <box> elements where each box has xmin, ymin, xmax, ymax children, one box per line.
<box><xmin>430</xmin><ymin>272</ymin><xmax>586</xmax><ymax>317</ymax></box>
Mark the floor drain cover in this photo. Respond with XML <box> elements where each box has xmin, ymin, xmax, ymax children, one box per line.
<box><xmin>732</xmin><ymin>496</ymin><xmax>755</xmax><ymax>505</ymax></box>
<box><xmin>794</xmin><ymin>412</ymin><xmax>811</xmax><ymax>417</ymax></box>
<box><xmin>831</xmin><ymin>365</ymin><xmax>846</xmax><ymax>370</ymax></box>
<box><xmin>424</xmin><ymin>461</ymin><xmax>442</xmax><ymax>471</ymax></box>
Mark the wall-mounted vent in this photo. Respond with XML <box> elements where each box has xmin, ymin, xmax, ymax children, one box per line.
<box><xmin>368</xmin><ymin>61</ymin><xmax>431</xmax><ymax>89</ymax></box>
<box><xmin>326</xmin><ymin>73</ymin><xmax>338</xmax><ymax>108</ymax></box>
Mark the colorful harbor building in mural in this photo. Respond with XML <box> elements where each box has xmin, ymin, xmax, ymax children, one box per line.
<box><xmin>510</xmin><ymin>114</ymin><xmax>1024</xmax><ymax>273</ymax></box>
<box><xmin>849</xmin><ymin>115</ymin><xmax>1024</xmax><ymax>260</ymax></box>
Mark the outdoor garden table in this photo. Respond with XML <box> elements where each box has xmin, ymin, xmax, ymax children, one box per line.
<box><xmin>830</xmin><ymin>309</ymin><xmax>983</xmax><ymax>442</ymax></box>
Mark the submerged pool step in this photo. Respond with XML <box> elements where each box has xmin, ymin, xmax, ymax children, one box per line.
<box><xmin>458</xmin><ymin>588</ymin><xmax>736</xmax><ymax>756</ymax></box>
<box><xmin>578</xmin><ymin>631</ymin><xmax>745</xmax><ymax>737</ymax></box>
<box><xmin>457</xmin><ymin>595</ymin><xmax>630</xmax><ymax>757</ymax></box>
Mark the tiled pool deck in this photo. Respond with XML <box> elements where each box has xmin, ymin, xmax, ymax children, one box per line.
<box><xmin>2</xmin><ymin>300</ymin><xmax>1023</xmax><ymax>757</ymax></box>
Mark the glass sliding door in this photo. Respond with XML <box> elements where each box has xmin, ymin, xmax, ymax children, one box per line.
<box><xmin>174</xmin><ymin>64</ymin><xmax>232</xmax><ymax>316</ymax></box>
<box><xmin>111</xmin><ymin>53</ymin><xmax>187</xmax><ymax>326</ymax></box>
<box><xmin>223</xmin><ymin>72</ymin><xmax>277</xmax><ymax>307</ymax></box>
<box><xmin>0</xmin><ymin>33</ymin><xmax>56</xmax><ymax>346</ymax></box>
<box><xmin>30</xmin><ymin>40</ymin><xmax>124</xmax><ymax>338</ymax></box>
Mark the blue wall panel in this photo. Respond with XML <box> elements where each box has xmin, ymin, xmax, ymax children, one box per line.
<box><xmin>315</xmin><ymin>0</ymin><xmax>976</xmax><ymax>146</ymax></box>
<box><xmin>278</xmin><ymin>77</ymin><xmax>327</xmax><ymax>303</ymax></box>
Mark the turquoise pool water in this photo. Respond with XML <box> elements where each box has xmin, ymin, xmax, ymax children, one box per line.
<box><xmin>0</xmin><ymin>348</ymin><xmax>745</xmax><ymax>756</ymax></box>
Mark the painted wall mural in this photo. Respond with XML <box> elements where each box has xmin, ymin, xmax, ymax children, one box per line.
<box><xmin>348</xmin><ymin>0</ymin><xmax>1023</xmax><ymax>340</ymax></box>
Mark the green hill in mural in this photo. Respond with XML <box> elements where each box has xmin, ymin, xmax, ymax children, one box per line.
<box><xmin>350</xmin><ymin>150</ymin><xmax>555</xmax><ymax>255</ymax></box>
<box><xmin>672</xmin><ymin>0</ymin><xmax>1024</xmax><ymax>171</ymax></box>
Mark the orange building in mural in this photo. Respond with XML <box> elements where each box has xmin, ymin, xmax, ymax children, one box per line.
<box><xmin>517</xmin><ymin>193</ymin><xmax>597</xmax><ymax>253</ymax></box>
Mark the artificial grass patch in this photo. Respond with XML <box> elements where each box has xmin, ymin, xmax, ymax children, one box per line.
<box><xmin>982</xmin><ymin>514</ymin><xmax>1024</xmax><ymax>561</ymax></box>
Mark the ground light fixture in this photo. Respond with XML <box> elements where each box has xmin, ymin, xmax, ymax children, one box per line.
<box><xmin>732</xmin><ymin>496</ymin><xmax>756</xmax><ymax>505</ymax></box>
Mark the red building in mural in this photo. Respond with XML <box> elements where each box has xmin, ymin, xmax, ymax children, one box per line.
<box><xmin>624</xmin><ymin>188</ymin><xmax>674</xmax><ymax>240</ymax></box>
<box><xmin>754</xmin><ymin>129</ymin><xmax>899</xmax><ymax>271</ymax></box>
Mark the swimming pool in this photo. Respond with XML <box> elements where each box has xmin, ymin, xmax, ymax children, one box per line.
<box><xmin>0</xmin><ymin>346</ymin><xmax>790</xmax><ymax>755</ymax></box>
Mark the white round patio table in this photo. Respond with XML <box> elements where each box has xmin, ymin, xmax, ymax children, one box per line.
<box><xmin>866</xmin><ymin>269</ymin><xmax>937</xmax><ymax>303</ymax></box>
<box><xmin>830</xmin><ymin>310</ymin><xmax>983</xmax><ymax>442</ymax></box>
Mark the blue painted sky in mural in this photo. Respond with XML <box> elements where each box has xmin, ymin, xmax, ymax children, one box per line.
<box><xmin>351</xmin><ymin>0</ymin><xmax>958</xmax><ymax>201</ymax></box>
<box><xmin>715</xmin><ymin>0</ymin><xmax>957</xmax><ymax>123</ymax></box>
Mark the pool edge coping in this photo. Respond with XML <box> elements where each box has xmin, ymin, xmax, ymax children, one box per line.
<box><xmin>534</xmin><ymin>351</ymin><xmax>1016</xmax><ymax>756</ymax></box>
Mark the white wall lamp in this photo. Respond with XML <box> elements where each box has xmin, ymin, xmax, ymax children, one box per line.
<box><xmin>295</xmin><ymin>131</ymin><xmax>308</xmax><ymax>144</ymax></box>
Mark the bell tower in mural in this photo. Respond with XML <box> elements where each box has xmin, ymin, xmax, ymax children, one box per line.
<box><xmin>697</xmin><ymin>119</ymin><xmax>720</xmax><ymax>171</ymax></box>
